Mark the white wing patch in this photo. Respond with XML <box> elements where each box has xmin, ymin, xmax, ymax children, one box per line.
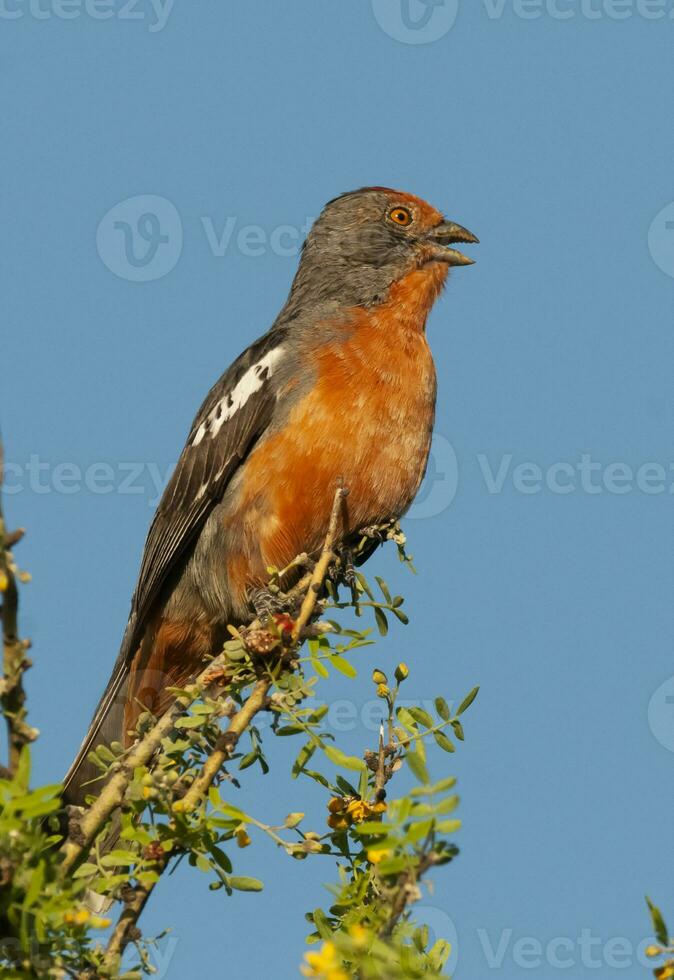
<box><xmin>191</xmin><ymin>346</ymin><xmax>285</xmax><ymax>447</ymax></box>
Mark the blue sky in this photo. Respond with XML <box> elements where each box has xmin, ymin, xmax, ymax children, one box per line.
<box><xmin>1</xmin><ymin>2</ymin><xmax>673</xmax><ymax>977</ymax></box>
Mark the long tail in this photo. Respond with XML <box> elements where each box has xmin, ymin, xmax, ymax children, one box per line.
<box><xmin>61</xmin><ymin>614</ymin><xmax>139</xmax><ymax>808</ymax></box>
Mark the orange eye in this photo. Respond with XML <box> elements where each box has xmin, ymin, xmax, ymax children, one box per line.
<box><xmin>388</xmin><ymin>206</ymin><xmax>413</xmax><ymax>227</ymax></box>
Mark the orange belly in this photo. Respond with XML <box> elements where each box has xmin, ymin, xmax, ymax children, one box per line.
<box><xmin>224</xmin><ymin>297</ymin><xmax>438</xmax><ymax>592</ymax></box>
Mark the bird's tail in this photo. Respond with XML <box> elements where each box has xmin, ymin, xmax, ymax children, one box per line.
<box><xmin>61</xmin><ymin>616</ymin><xmax>138</xmax><ymax>808</ymax></box>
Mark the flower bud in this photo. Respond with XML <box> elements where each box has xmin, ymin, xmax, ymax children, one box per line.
<box><xmin>394</xmin><ymin>662</ymin><xmax>409</xmax><ymax>682</ymax></box>
<box><xmin>371</xmin><ymin>668</ymin><xmax>388</xmax><ymax>686</ymax></box>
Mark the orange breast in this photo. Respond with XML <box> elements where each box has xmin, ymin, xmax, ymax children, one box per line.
<box><xmin>224</xmin><ymin>262</ymin><xmax>446</xmax><ymax>593</ymax></box>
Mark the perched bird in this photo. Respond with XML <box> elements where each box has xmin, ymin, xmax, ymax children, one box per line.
<box><xmin>63</xmin><ymin>186</ymin><xmax>477</xmax><ymax>806</ymax></box>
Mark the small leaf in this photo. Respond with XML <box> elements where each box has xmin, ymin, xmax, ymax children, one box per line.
<box><xmin>408</xmin><ymin>706</ymin><xmax>434</xmax><ymax>728</ymax></box>
<box><xmin>284</xmin><ymin>812</ymin><xmax>305</xmax><ymax>829</ymax></box>
<box><xmin>647</xmin><ymin>896</ymin><xmax>669</xmax><ymax>946</ymax></box>
<box><xmin>406</xmin><ymin>748</ymin><xmax>430</xmax><ymax>784</ymax></box>
<box><xmin>324</xmin><ymin>746</ymin><xmax>366</xmax><ymax>772</ymax></box>
<box><xmin>374</xmin><ymin>607</ymin><xmax>388</xmax><ymax>636</ymax></box>
<box><xmin>227</xmin><ymin>876</ymin><xmax>264</xmax><ymax>892</ymax></box>
<box><xmin>435</xmin><ymin>697</ymin><xmax>450</xmax><ymax>721</ymax></box>
<box><xmin>375</xmin><ymin>576</ymin><xmax>392</xmax><ymax>603</ymax></box>
<box><xmin>329</xmin><ymin>655</ymin><xmax>357</xmax><ymax>679</ymax></box>
<box><xmin>456</xmin><ymin>686</ymin><xmax>479</xmax><ymax>716</ymax></box>
<box><xmin>433</xmin><ymin>731</ymin><xmax>456</xmax><ymax>753</ymax></box>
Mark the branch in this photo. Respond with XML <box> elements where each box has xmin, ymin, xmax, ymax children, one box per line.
<box><xmin>101</xmin><ymin>487</ymin><xmax>348</xmax><ymax>967</ymax></box>
<box><xmin>0</xmin><ymin>438</ymin><xmax>35</xmax><ymax>774</ymax></box>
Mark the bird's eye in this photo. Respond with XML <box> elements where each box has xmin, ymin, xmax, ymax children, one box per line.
<box><xmin>388</xmin><ymin>206</ymin><xmax>413</xmax><ymax>227</ymax></box>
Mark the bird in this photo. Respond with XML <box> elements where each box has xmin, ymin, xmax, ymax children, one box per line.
<box><xmin>62</xmin><ymin>186</ymin><xmax>478</xmax><ymax>807</ymax></box>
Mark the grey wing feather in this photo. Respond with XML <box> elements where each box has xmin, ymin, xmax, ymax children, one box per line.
<box><xmin>62</xmin><ymin>330</ymin><xmax>286</xmax><ymax>802</ymax></box>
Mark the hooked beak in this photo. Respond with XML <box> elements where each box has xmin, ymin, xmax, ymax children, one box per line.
<box><xmin>426</xmin><ymin>220</ymin><xmax>479</xmax><ymax>266</ymax></box>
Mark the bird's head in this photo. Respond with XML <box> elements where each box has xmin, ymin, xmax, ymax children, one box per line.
<box><xmin>287</xmin><ymin>187</ymin><xmax>478</xmax><ymax>314</ymax></box>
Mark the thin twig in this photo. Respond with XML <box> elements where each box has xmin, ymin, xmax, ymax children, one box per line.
<box><xmin>292</xmin><ymin>486</ymin><xmax>347</xmax><ymax>642</ymax></box>
<box><xmin>0</xmin><ymin>438</ymin><xmax>35</xmax><ymax>774</ymax></box>
<box><xmin>102</xmin><ymin>488</ymin><xmax>348</xmax><ymax>966</ymax></box>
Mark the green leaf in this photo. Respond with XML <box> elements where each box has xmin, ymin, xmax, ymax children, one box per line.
<box><xmin>238</xmin><ymin>750</ymin><xmax>258</xmax><ymax>770</ymax></box>
<box><xmin>406</xmin><ymin>748</ymin><xmax>430</xmax><ymax>784</ymax></box>
<box><xmin>291</xmin><ymin>741</ymin><xmax>316</xmax><ymax>778</ymax></box>
<box><xmin>374</xmin><ymin>607</ymin><xmax>388</xmax><ymax>636</ymax></box>
<box><xmin>324</xmin><ymin>746</ymin><xmax>366</xmax><ymax>772</ymax></box>
<box><xmin>647</xmin><ymin>896</ymin><xmax>669</xmax><ymax>946</ymax></box>
<box><xmin>457</xmin><ymin>686</ymin><xmax>480</xmax><ymax>716</ymax></box>
<box><xmin>217</xmin><ymin>802</ymin><xmax>248</xmax><ymax>821</ymax></box>
<box><xmin>451</xmin><ymin>718</ymin><xmax>465</xmax><ymax>741</ymax></box>
<box><xmin>208</xmin><ymin>845</ymin><xmax>233</xmax><ymax>873</ymax></box>
<box><xmin>174</xmin><ymin>715</ymin><xmax>205</xmax><ymax>729</ymax></box>
<box><xmin>433</xmin><ymin>730</ymin><xmax>456</xmax><ymax>753</ymax></box>
<box><xmin>391</xmin><ymin>608</ymin><xmax>409</xmax><ymax>625</ymax></box>
<box><xmin>335</xmin><ymin>776</ymin><xmax>359</xmax><ymax>797</ymax></box>
<box><xmin>72</xmin><ymin>863</ymin><xmax>98</xmax><ymax>879</ymax></box>
<box><xmin>329</xmin><ymin>655</ymin><xmax>357</xmax><ymax>679</ymax></box>
<box><xmin>100</xmin><ymin>849</ymin><xmax>139</xmax><ymax>866</ymax></box>
<box><xmin>375</xmin><ymin>576</ymin><xmax>392</xmax><ymax>603</ymax></box>
<box><xmin>23</xmin><ymin>861</ymin><xmax>45</xmax><ymax>910</ymax></box>
<box><xmin>408</xmin><ymin>706</ymin><xmax>434</xmax><ymax>728</ymax></box>
<box><xmin>435</xmin><ymin>697</ymin><xmax>450</xmax><ymax>721</ymax></box>
<box><xmin>311</xmin><ymin>655</ymin><xmax>329</xmax><ymax>679</ymax></box>
<box><xmin>436</xmin><ymin>819</ymin><xmax>461</xmax><ymax>834</ymax></box>
<box><xmin>353</xmin><ymin>821</ymin><xmax>392</xmax><ymax>836</ymax></box>
<box><xmin>376</xmin><ymin>856</ymin><xmax>408</xmax><ymax>875</ymax></box>
<box><xmin>312</xmin><ymin>908</ymin><xmax>333</xmax><ymax>940</ymax></box>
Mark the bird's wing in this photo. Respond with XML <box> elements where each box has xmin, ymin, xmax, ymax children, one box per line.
<box><xmin>62</xmin><ymin>330</ymin><xmax>289</xmax><ymax>802</ymax></box>
<box><xmin>131</xmin><ymin>328</ymin><xmax>288</xmax><ymax>640</ymax></box>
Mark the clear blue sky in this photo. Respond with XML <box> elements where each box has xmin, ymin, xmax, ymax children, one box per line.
<box><xmin>2</xmin><ymin>3</ymin><xmax>673</xmax><ymax>977</ymax></box>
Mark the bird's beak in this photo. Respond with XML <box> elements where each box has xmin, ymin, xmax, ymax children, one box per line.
<box><xmin>426</xmin><ymin>220</ymin><xmax>479</xmax><ymax>266</ymax></box>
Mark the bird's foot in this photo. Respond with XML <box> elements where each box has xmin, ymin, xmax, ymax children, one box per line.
<box><xmin>332</xmin><ymin>546</ymin><xmax>359</xmax><ymax>604</ymax></box>
<box><xmin>250</xmin><ymin>586</ymin><xmax>296</xmax><ymax>621</ymax></box>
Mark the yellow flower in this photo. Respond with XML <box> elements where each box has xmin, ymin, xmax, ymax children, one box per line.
<box><xmin>301</xmin><ymin>940</ymin><xmax>349</xmax><ymax>979</ymax></box>
<box><xmin>655</xmin><ymin>964</ymin><xmax>674</xmax><ymax>980</ymax></box>
<box><xmin>646</xmin><ymin>945</ymin><xmax>663</xmax><ymax>958</ymax></box>
<box><xmin>90</xmin><ymin>916</ymin><xmax>112</xmax><ymax>929</ymax></box>
<box><xmin>371</xmin><ymin>669</ymin><xmax>388</xmax><ymax>686</ymax></box>
<box><xmin>327</xmin><ymin>813</ymin><xmax>351</xmax><ymax>831</ymax></box>
<box><xmin>394</xmin><ymin>662</ymin><xmax>409</xmax><ymax>682</ymax></box>
<box><xmin>0</xmin><ymin>571</ymin><xmax>8</xmax><ymax>592</ymax></box>
<box><xmin>64</xmin><ymin>908</ymin><xmax>90</xmax><ymax>926</ymax></box>
<box><xmin>367</xmin><ymin>848</ymin><xmax>392</xmax><ymax>865</ymax></box>
<box><xmin>346</xmin><ymin>799</ymin><xmax>387</xmax><ymax>824</ymax></box>
<box><xmin>348</xmin><ymin>924</ymin><xmax>369</xmax><ymax>948</ymax></box>
<box><xmin>236</xmin><ymin>828</ymin><xmax>251</xmax><ymax>848</ymax></box>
